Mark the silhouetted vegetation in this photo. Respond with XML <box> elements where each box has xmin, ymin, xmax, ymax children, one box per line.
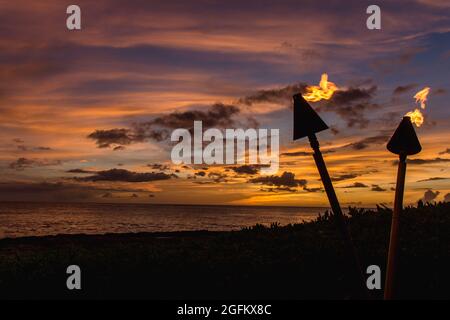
<box><xmin>0</xmin><ymin>202</ymin><xmax>449</xmax><ymax>299</ymax></box>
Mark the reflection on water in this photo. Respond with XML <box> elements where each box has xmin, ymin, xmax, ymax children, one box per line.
<box><xmin>0</xmin><ymin>202</ymin><xmax>329</xmax><ymax>239</ymax></box>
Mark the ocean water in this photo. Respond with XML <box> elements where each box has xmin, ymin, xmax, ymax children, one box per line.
<box><xmin>0</xmin><ymin>202</ymin><xmax>329</xmax><ymax>239</ymax></box>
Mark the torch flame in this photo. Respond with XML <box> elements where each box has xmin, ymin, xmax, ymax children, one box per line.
<box><xmin>414</xmin><ymin>87</ymin><xmax>430</xmax><ymax>109</ymax></box>
<box><xmin>405</xmin><ymin>109</ymin><xmax>424</xmax><ymax>127</ymax></box>
<box><xmin>302</xmin><ymin>73</ymin><xmax>339</xmax><ymax>102</ymax></box>
<box><xmin>405</xmin><ymin>87</ymin><xmax>431</xmax><ymax>127</ymax></box>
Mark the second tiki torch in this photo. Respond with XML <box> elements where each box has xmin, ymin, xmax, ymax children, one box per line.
<box><xmin>384</xmin><ymin>116</ymin><xmax>422</xmax><ymax>300</ymax></box>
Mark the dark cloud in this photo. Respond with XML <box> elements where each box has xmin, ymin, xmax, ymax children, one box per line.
<box><xmin>195</xmin><ymin>171</ymin><xmax>206</xmax><ymax>177</ymax></box>
<box><xmin>239</xmin><ymin>82</ymin><xmax>378</xmax><ymax>129</ymax></box>
<box><xmin>303</xmin><ymin>187</ymin><xmax>323</xmax><ymax>193</ymax></box>
<box><xmin>346</xmin><ymin>133</ymin><xmax>390</xmax><ymax>150</ymax></box>
<box><xmin>260</xmin><ymin>187</ymin><xmax>298</xmax><ymax>193</ymax></box>
<box><xmin>73</xmin><ymin>168</ymin><xmax>174</xmax><ymax>182</ymax></box>
<box><xmin>416</xmin><ymin>177</ymin><xmax>449</xmax><ymax>182</ymax></box>
<box><xmin>87</xmin><ymin>128</ymin><xmax>141</xmax><ymax>149</ymax></box>
<box><xmin>148</xmin><ymin>163</ymin><xmax>170</xmax><ymax>171</ymax></box>
<box><xmin>9</xmin><ymin>157</ymin><xmax>62</xmax><ymax>171</ymax></box>
<box><xmin>249</xmin><ymin>171</ymin><xmax>307</xmax><ymax>189</ymax></box>
<box><xmin>255</xmin><ymin>171</ymin><xmax>318</xmax><ymax>192</ymax></box>
<box><xmin>280</xmin><ymin>151</ymin><xmax>311</xmax><ymax>157</ymax></box>
<box><xmin>331</xmin><ymin>173</ymin><xmax>359</xmax><ymax>182</ymax></box>
<box><xmin>232</xmin><ymin>165</ymin><xmax>258</xmax><ymax>175</ymax></box>
<box><xmin>281</xmin><ymin>149</ymin><xmax>335</xmax><ymax>157</ymax></box>
<box><xmin>238</xmin><ymin>82</ymin><xmax>308</xmax><ymax>106</ymax></box>
<box><xmin>438</xmin><ymin>148</ymin><xmax>450</xmax><ymax>155</ymax></box>
<box><xmin>328</xmin><ymin>86</ymin><xmax>375</xmax><ymax>105</ymax></box>
<box><xmin>207</xmin><ymin>171</ymin><xmax>228</xmax><ymax>183</ymax></box>
<box><xmin>330</xmin><ymin>126</ymin><xmax>340</xmax><ymax>135</ymax></box>
<box><xmin>394</xmin><ymin>158</ymin><xmax>450</xmax><ymax>165</ymax></box>
<box><xmin>330</xmin><ymin>103</ymin><xmax>376</xmax><ymax>129</ymax></box>
<box><xmin>192</xmin><ymin>171</ymin><xmax>229</xmax><ymax>184</ymax></box>
<box><xmin>339</xmin><ymin>182</ymin><xmax>369</xmax><ymax>188</ymax></box>
<box><xmin>318</xmin><ymin>86</ymin><xmax>379</xmax><ymax>128</ymax></box>
<box><xmin>422</xmin><ymin>189</ymin><xmax>440</xmax><ymax>202</ymax></box>
<box><xmin>16</xmin><ymin>145</ymin><xmax>53</xmax><ymax>151</ymax></box>
<box><xmin>371</xmin><ymin>184</ymin><xmax>386</xmax><ymax>192</ymax></box>
<box><xmin>102</xmin><ymin>192</ymin><xmax>113</xmax><ymax>198</ymax></box>
<box><xmin>131</xmin><ymin>102</ymin><xmax>243</xmax><ymax>144</ymax></box>
<box><xmin>231</xmin><ymin>164</ymin><xmax>269</xmax><ymax>175</ymax></box>
<box><xmin>147</xmin><ymin>103</ymin><xmax>240</xmax><ymax>130</ymax></box>
<box><xmin>35</xmin><ymin>146</ymin><xmax>52</xmax><ymax>151</ymax></box>
<box><xmin>9</xmin><ymin>158</ymin><xmax>34</xmax><ymax>170</ymax></box>
<box><xmin>66</xmin><ymin>168</ymin><xmax>94</xmax><ymax>174</ymax></box>
<box><xmin>88</xmin><ymin>103</ymin><xmax>250</xmax><ymax>148</ymax></box>
<box><xmin>393</xmin><ymin>84</ymin><xmax>417</xmax><ymax>95</ymax></box>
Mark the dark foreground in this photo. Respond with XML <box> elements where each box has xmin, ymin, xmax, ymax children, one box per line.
<box><xmin>1</xmin><ymin>202</ymin><xmax>449</xmax><ymax>300</ymax></box>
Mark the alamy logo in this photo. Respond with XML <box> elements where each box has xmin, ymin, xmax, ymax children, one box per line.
<box><xmin>66</xmin><ymin>5</ymin><xmax>81</xmax><ymax>30</ymax></box>
<box><xmin>171</xmin><ymin>121</ymin><xmax>279</xmax><ymax>174</ymax></box>
<box><xmin>66</xmin><ymin>265</ymin><xmax>81</xmax><ymax>290</ymax></box>
<box><xmin>366</xmin><ymin>265</ymin><xmax>381</xmax><ymax>290</ymax></box>
<box><xmin>366</xmin><ymin>5</ymin><xmax>381</xmax><ymax>30</ymax></box>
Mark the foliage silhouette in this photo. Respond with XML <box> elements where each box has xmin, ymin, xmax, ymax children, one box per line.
<box><xmin>0</xmin><ymin>202</ymin><xmax>449</xmax><ymax>299</ymax></box>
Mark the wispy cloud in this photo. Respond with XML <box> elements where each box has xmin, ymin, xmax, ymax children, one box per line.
<box><xmin>416</xmin><ymin>177</ymin><xmax>449</xmax><ymax>182</ymax></box>
<box><xmin>338</xmin><ymin>182</ymin><xmax>369</xmax><ymax>188</ymax></box>
<box><xmin>9</xmin><ymin>157</ymin><xmax>62</xmax><ymax>171</ymax></box>
<box><xmin>371</xmin><ymin>184</ymin><xmax>387</xmax><ymax>192</ymax></box>
<box><xmin>72</xmin><ymin>168</ymin><xmax>176</xmax><ymax>182</ymax></box>
<box><xmin>87</xmin><ymin>103</ymin><xmax>252</xmax><ymax>148</ymax></box>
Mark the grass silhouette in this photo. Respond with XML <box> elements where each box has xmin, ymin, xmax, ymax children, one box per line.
<box><xmin>0</xmin><ymin>201</ymin><xmax>449</xmax><ymax>299</ymax></box>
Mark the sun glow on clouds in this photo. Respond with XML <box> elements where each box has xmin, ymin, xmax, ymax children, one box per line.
<box><xmin>0</xmin><ymin>1</ymin><xmax>449</xmax><ymax>205</ymax></box>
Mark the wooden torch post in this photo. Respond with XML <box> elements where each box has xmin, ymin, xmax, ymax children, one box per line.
<box><xmin>293</xmin><ymin>94</ymin><xmax>368</xmax><ymax>298</ymax></box>
<box><xmin>384</xmin><ymin>116</ymin><xmax>422</xmax><ymax>299</ymax></box>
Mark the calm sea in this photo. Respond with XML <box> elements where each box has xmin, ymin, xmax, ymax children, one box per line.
<box><xmin>0</xmin><ymin>202</ymin><xmax>330</xmax><ymax>239</ymax></box>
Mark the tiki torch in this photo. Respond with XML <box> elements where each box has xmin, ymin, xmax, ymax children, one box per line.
<box><xmin>293</xmin><ymin>93</ymin><xmax>367</xmax><ymax>298</ymax></box>
<box><xmin>384</xmin><ymin>116</ymin><xmax>422</xmax><ymax>300</ymax></box>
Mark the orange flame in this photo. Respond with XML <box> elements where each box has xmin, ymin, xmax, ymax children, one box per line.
<box><xmin>406</xmin><ymin>109</ymin><xmax>424</xmax><ymax>127</ymax></box>
<box><xmin>406</xmin><ymin>87</ymin><xmax>431</xmax><ymax>127</ymax></box>
<box><xmin>302</xmin><ymin>73</ymin><xmax>339</xmax><ymax>102</ymax></box>
<box><xmin>414</xmin><ymin>87</ymin><xmax>430</xmax><ymax>109</ymax></box>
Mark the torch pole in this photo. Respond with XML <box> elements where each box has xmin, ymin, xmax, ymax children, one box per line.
<box><xmin>384</xmin><ymin>153</ymin><xmax>407</xmax><ymax>300</ymax></box>
<box><xmin>308</xmin><ymin>134</ymin><xmax>368</xmax><ymax>298</ymax></box>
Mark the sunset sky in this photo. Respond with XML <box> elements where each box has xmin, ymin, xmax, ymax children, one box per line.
<box><xmin>0</xmin><ymin>0</ymin><xmax>449</xmax><ymax>206</ymax></box>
